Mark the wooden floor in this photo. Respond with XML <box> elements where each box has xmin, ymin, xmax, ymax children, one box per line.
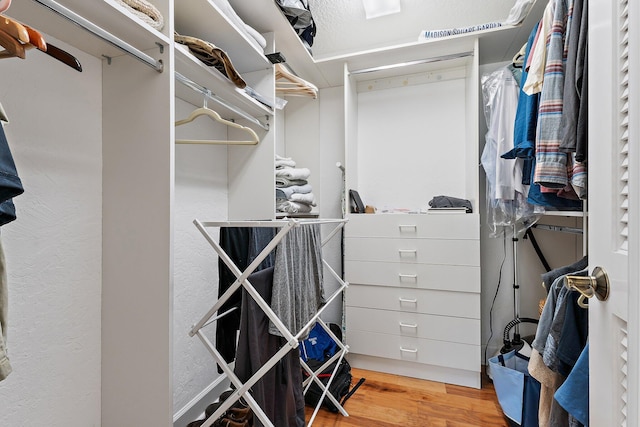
<box><xmin>304</xmin><ymin>368</ymin><xmax>510</xmax><ymax>427</ymax></box>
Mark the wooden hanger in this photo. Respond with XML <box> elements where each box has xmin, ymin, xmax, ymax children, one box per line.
<box><xmin>0</xmin><ymin>16</ymin><xmax>82</xmax><ymax>71</ymax></box>
<box><xmin>22</xmin><ymin>23</ymin><xmax>46</xmax><ymax>51</ymax></box>
<box><xmin>0</xmin><ymin>27</ymin><xmax>24</xmax><ymax>58</ymax></box>
<box><xmin>175</xmin><ymin>106</ymin><xmax>259</xmax><ymax>145</ymax></box>
<box><xmin>275</xmin><ymin>63</ymin><xmax>318</xmax><ymax>99</ymax></box>
<box><xmin>0</xmin><ymin>0</ymin><xmax>11</xmax><ymax>14</ymax></box>
<box><xmin>0</xmin><ymin>15</ymin><xmax>28</xmax><ymax>43</ymax></box>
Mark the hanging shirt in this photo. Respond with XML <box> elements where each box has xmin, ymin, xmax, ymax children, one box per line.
<box><xmin>502</xmin><ymin>22</ymin><xmax>540</xmax><ymax>186</ymax></box>
<box><xmin>522</xmin><ymin>1</ymin><xmax>554</xmax><ymax>95</ymax></box>
<box><xmin>481</xmin><ymin>67</ymin><xmax>524</xmax><ymax>200</ymax></box>
<box><xmin>534</xmin><ymin>0</ymin><xmax>575</xmax><ymax>189</ymax></box>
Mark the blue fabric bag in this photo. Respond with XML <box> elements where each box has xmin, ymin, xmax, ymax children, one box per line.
<box><xmin>489</xmin><ymin>350</ymin><xmax>541</xmax><ymax>427</ymax></box>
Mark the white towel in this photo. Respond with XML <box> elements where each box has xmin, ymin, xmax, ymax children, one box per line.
<box><xmin>276</xmin><ymin>159</ymin><xmax>296</xmax><ymax>168</ymax></box>
<box><xmin>275</xmin><ymin>167</ymin><xmax>311</xmax><ymax>180</ymax></box>
<box><xmin>276</xmin><ymin>177</ymin><xmax>307</xmax><ymax>188</ymax></box>
<box><xmin>276</xmin><ymin>200</ymin><xmax>313</xmax><ymax>214</ymax></box>
<box><xmin>289</xmin><ymin>192</ymin><xmax>316</xmax><ymax>206</ymax></box>
<box><xmin>276</xmin><ymin>184</ymin><xmax>312</xmax><ymax>199</ymax></box>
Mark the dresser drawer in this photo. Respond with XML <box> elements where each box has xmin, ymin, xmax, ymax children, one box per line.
<box><xmin>345</xmin><ymin>284</ymin><xmax>480</xmax><ymax>319</ymax></box>
<box><xmin>347</xmin><ymin>330</ymin><xmax>480</xmax><ymax>372</ymax></box>
<box><xmin>346</xmin><ymin>306</ymin><xmax>480</xmax><ymax>345</ymax></box>
<box><xmin>345</xmin><ymin>237</ymin><xmax>480</xmax><ymax>266</ymax></box>
<box><xmin>345</xmin><ymin>213</ymin><xmax>480</xmax><ymax>239</ymax></box>
<box><xmin>345</xmin><ymin>260</ymin><xmax>480</xmax><ymax>293</ymax></box>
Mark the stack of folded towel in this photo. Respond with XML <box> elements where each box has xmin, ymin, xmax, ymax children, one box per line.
<box><xmin>275</xmin><ymin>154</ymin><xmax>316</xmax><ymax>214</ymax></box>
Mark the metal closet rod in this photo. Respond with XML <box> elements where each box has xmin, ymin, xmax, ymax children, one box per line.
<box><xmin>32</xmin><ymin>0</ymin><xmax>164</xmax><ymax>72</ymax></box>
<box><xmin>350</xmin><ymin>51</ymin><xmax>474</xmax><ymax>75</ymax></box>
<box><xmin>175</xmin><ymin>72</ymin><xmax>269</xmax><ymax>131</ymax></box>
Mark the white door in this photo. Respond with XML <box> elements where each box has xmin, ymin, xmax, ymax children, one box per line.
<box><xmin>589</xmin><ymin>0</ymin><xmax>639</xmax><ymax>425</ymax></box>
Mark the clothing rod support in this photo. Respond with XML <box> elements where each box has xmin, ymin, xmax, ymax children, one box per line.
<box><xmin>175</xmin><ymin>72</ymin><xmax>269</xmax><ymax>131</ymax></box>
<box><xmin>350</xmin><ymin>51</ymin><xmax>473</xmax><ymax>75</ymax></box>
<box><xmin>33</xmin><ymin>0</ymin><xmax>164</xmax><ymax>72</ymax></box>
<box><xmin>532</xmin><ymin>224</ymin><xmax>584</xmax><ymax>235</ymax></box>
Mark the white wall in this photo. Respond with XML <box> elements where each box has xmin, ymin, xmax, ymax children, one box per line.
<box><xmin>173</xmin><ymin>98</ymin><xmax>229</xmax><ymax>413</ymax></box>
<box><xmin>310</xmin><ymin>0</ymin><xmax>515</xmax><ymax>59</ymax></box>
<box><xmin>0</xmin><ymin>39</ymin><xmax>102</xmax><ymax>425</ymax></box>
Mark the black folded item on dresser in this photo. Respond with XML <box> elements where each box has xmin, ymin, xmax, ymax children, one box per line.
<box><xmin>428</xmin><ymin>195</ymin><xmax>473</xmax><ymax>212</ymax></box>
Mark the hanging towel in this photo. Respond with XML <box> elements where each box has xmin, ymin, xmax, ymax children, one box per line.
<box><xmin>269</xmin><ymin>224</ymin><xmax>323</xmax><ymax>339</ymax></box>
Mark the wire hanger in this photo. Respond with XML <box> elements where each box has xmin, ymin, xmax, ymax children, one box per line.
<box><xmin>275</xmin><ymin>63</ymin><xmax>318</xmax><ymax>99</ymax></box>
<box><xmin>175</xmin><ymin>98</ymin><xmax>260</xmax><ymax>145</ymax></box>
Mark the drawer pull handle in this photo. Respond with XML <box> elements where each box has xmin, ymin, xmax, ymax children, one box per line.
<box><xmin>398</xmin><ymin>297</ymin><xmax>418</xmax><ymax>304</ymax></box>
<box><xmin>399</xmin><ymin>273</ymin><xmax>418</xmax><ymax>280</ymax></box>
<box><xmin>400</xmin><ymin>347</ymin><xmax>418</xmax><ymax>353</ymax></box>
<box><xmin>398</xmin><ymin>249</ymin><xmax>417</xmax><ymax>256</ymax></box>
<box><xmin>398</xmin><ymin>224</ymin><xmax>417</xmax><ymax>230</ymax></box>
<box><xmin>399</xmin><ymin>322</ymin><xmax>418</xmax><ymax>329</ymax></box>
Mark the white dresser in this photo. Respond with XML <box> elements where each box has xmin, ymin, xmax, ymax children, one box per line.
<box><xmin>342</xmin><ymin>39</ymin><xmax>482</xmax><ymax>388</ymax></box>
<box><xmin>344</xmin><ymin>213</ymin><xmax>481</xmax><ymax>388</ymax></box>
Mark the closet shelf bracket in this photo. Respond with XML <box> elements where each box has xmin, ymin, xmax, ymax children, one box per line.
<box><xmin>31</xmin><ymin>0</ymin><xmax>164</xmax><ymax>72</ymax></box>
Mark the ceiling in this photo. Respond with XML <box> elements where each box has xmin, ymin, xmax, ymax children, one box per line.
<box><xmin>309</xmin><ymin>0</ymin><xmax>516</xmax><ymax>60</ymax></box>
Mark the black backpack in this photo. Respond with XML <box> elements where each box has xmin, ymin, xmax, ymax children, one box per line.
<box><xmin>301</xmin><ymin>323</ymin><xmax>365</xmax><ymax>412</ymax></box>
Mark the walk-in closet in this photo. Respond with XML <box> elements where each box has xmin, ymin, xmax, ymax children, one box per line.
<box><xmin>0</xmin><ymin>0</ymin><xmax>637</xmax><ymax>426</ymax></box>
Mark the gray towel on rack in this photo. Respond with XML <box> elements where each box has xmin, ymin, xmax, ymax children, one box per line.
<box><xmin>269</xmin><ymin>224</ymin><xmax>323</xmax><ymax>339</ymax></box>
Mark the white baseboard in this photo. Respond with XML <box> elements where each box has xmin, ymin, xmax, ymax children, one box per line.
<box><xmin>173</xmin><ymin>375</ymin><xmax>231</xmax><ymax>427</ymax></box>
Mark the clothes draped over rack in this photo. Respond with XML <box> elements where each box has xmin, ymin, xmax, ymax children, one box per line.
<box><xmin>216</xmin><ymin>227</ymin><xmax>277</xmax><ymax>369</ymax></box>
<box><xmin>235</xmin><ymin>267</ymin><xmax>306</xmax><ymax>427</ymax></box>
<box><xmin>529</xmin><ymin>256</ymin><xmax>589</xmax><ymax>427</ymax></box>
<box><xmin>191</xmin><ymin>219</ymin><xmax>349</xmax><ymax>427</ymax></box>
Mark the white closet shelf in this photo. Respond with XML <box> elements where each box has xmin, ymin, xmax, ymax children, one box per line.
<box><xmin>542</xmin><ymin>210</ymin><xmax>586</xmax><ymax>217</ymax></box>
<box><xmin>229</xmin><ymin>0</ymin><xmax>330</xmax><ymax>88</ymax></box>
<box><xmin>175</xmin><ymin>0</ymin><xmax>271</xmax><ymax>74</ymax></box>
<box><xmin>175</xmin><ymin>46</ymin><xmax>273</xmax><ymax>122</ymax></box>
<box><xmin>7</xmin><ymin>0</ymin><xmax>170</xmax><ymax>61</ymax></box>
<box><xmin>312</xmin><ymin>0</ymin><xmax>548</xmax><ymax>87</ymax></box>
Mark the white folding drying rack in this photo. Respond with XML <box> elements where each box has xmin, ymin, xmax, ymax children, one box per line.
<box><xmin>190</xmin><ymin>217</ymin><xmax>350</xmax><ymax>427</ymax></box>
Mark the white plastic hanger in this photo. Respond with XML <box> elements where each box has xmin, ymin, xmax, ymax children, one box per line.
<box><xmin>175</xmin><ymin>104</ymin><xmax>259</xmax><ymax>145</ymax></box>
